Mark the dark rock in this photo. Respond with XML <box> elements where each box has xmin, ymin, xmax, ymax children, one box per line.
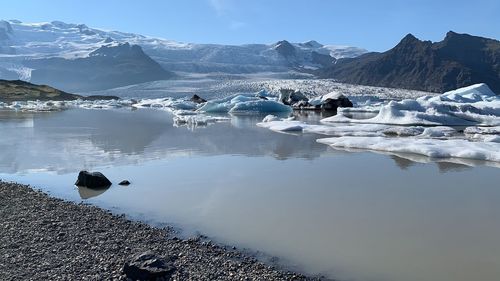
<box><xmin>83</xmin><ymin>95</ymin><xmax>120</xmax><ymax>101</ymax></box>
<box><xmin>190</xmin><ymin>94</ymin><xmax>207</xmax><ymax>104</ymax></box>
<box><xmin>75</xmin><ymin>171</ymin><xmax>112</xmax><ymax>189</ymax></box>
<box><xmin>118</xmin><ymin>180</ymin><xmax>130</xmax><ymax>186</ymax></box>
<box><xmin>321</xmin><ymin>96</ymin><xmax>353</xmax><ymax>111</ymax></box>
<box><xmin>122</xmin><ymin>251</ymin><xmax>176</xmax><ymax>280</ymax></box>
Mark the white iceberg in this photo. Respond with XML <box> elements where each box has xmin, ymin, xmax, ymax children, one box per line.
<box><xmin>420</xmin><ymin>126</ymin><xmax>458</xmax><ymax>138</ymax></box>
<box><xmin>309</xmin><ymin>91</ymin><xmax>344</xmax><ymax>106</ymax></box>
<box><xmin>262</xmin><ymin>115</ymin><xmax>280</xmax><ymax>122</ymax></box>
<box><xmin>256</xmin><ymin>120</ymin><xmax>307</xmax><ymax>132</ymax></box>
<box><xmin>322</xmin><ymin>83</ymin><xmax>500</xmax><ymax>126</ymax></box>
<box><xmin>303</xmin><ymin>124</ymin><xmax>389</xmax><ymax>137</ymax></box>
<box><xmin>464</xmin><ymin>126</ymin><xmax>500</xmax><ymax>135</ymax></box>
<box><xmin>173</xmin><ymin>114</ymin><xmax>230</xmax><ymax>127</ymax></box>
<box><xmin>198</xmin><ymin>93</ymin><xmax>291</xmax><ymax>114</ymax></box>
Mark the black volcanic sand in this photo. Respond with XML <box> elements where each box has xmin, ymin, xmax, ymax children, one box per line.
<box><xmin>0</xmin><ymin>181</ymin><xmax>325</xmax><ymax>280</ymax></box>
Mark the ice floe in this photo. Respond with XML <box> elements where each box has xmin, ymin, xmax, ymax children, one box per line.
<box><xmin>173</xmin><ymin>114</ymin><xmax>230</xmax><ymax>127</ymax></box>
<box><xmin>317</xmin><ymin>136</ymin><xmax>500</xmax><ymax>163</ymax></box>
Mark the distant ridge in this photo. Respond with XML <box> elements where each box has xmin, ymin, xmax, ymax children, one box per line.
<box><xmin>318</xmin><ymin>31</ymin><xmax>500</xmax><ymax>93</ymax></box>
<box><xmin>0</xmin><ymin>79</ymin><xmax>79</xmax><ymax>101</ymax></box>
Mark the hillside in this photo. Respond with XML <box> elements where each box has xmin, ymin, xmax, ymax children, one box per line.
<box><xmin>318</xmin><ymin>31</ymin><xmax>500</xmax><ymax>93</ymax></box>
<box><xmin>0</xmin><ymin>79</ymin><xmax>81</xmax><ymax>101</ymax></box>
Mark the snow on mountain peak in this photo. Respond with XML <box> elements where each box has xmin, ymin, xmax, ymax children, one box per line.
<box><xmin>0</xmin><ymin>19</ymin><xmax>368</xmax><ymax>78</ymax></box>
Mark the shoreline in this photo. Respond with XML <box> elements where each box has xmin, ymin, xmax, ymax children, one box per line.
<box><xmin>0</xmin><ymin>181</ymin><xmax>325</xmax><ymax>280</ymax></box>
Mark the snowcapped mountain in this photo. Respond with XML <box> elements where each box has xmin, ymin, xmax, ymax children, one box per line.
<box><xmin>0</xmin><ymin>19</ymin><xmax>368</xmax><ymax>91</ymax></box>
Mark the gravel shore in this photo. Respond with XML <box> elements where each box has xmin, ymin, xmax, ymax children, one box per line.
<box><xmin>0</xmin><ymin>181</ymin><xmax>324</xmax><ymax>280</ymax></box>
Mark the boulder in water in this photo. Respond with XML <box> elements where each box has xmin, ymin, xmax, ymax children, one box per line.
<box><xmin>190</xmin><ymin>94</ymin><xmax>207</xmax><ymax>104</ymax></box>
<box><xmin>74</xmin><ymin>171</ymin><xmax>112</xmax><ymax>189</ymax></box>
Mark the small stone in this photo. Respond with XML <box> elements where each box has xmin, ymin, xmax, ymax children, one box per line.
<box><xmin>122</xmin><ymin>251</ymin><xmax>176</xmax><ymax>280</ymax></box>
<box><xmin>118</xmin><ymin>180</ymin><xmax>130</xmax><ymax>186</ymax></box>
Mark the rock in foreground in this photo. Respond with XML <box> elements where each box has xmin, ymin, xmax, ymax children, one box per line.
<box><xmin>123</xmin><ymin>251</ymin><xmax>176</xmax><ymax>280</ymax></box>
<box><xmin>75</xmin><ymin>170</ymin><xmax>112</xmax><ymax>189</ymax></box>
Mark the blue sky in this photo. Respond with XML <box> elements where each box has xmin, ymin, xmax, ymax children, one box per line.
<box><xmin>1</xmin><ymin>0</ymin><xmax>499</xmax><ymax>51</ymax></box>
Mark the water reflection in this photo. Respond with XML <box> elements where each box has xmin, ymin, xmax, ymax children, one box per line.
<box><xmin>77</xmin><ymin>185</ymin><xmax>110</xmax><ymax>199</ymax></box>
<box><xmin>0</xmin><ymin>109</ymin><xmax>331</xmax><ymax>174</ymax></box>
<box><xmin>1</xmin><ymin>108</ymin><xmax>497</xmax><ymax>176</ymax></box>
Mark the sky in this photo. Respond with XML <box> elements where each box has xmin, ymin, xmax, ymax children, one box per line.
<box><xmin>1</xmin><ymin>0</ymin><xmax>499</xmax><ymax>51</ymax></box>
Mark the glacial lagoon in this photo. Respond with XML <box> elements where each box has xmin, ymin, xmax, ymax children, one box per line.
<box><xmin>1</xmin><ymin>108</ymin><xmax>500</xmax><ymax>281</ymax></box>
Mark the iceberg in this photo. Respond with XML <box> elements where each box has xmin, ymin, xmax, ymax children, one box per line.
<box><xmin>322</xmin><ymin>84</ymin><xmax>500</xmax><ymax>126</ymax></box>
<box><xmin>198</xmin><ymin>93</ymin><xmax>292</xmax><ymax>114</ymax></box>
<box><xmin>257</xmin><ymin>120</ymin><xmax>307</xmax><ymax>132</ymax></box>
<box><xmin>173</xmin><ymin>114</ymin><xmax>230</xmax><ymax>127</ymax></box>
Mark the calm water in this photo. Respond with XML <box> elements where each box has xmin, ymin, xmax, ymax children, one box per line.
<box><xmin>1</xmin><ymin>108</ymin><xmax>500</xmax><ymax>281</ymax></box>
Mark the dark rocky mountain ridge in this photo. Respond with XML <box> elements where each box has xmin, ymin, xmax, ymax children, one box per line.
<box><xmin>318</xmin><ymin>31</ymin><xmax>500</xmax><ymax>93</ymax></box>
<box><xmin>0</xmin><ymin>79</ymin><xmax>118</xmax><ymax>101</ymax></box>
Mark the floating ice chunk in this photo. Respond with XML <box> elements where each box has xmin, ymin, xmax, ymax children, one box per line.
<box><xmin>197</xmin><ymin>101</ymin><xmax>233</xmax><ymax>113</ymax></box>
<box><xmin>172</xmin><ymin>109</ymin><xmax>197</xmax><ymax>116</ymax></box>
<box><xmin>132</xmin><ymin>98</ymin><xmax>198</xmax><ymax>110</ymax></box>
<box><xmin>464</xmin><ymin>126</ymin><xmax>500</xmax><ymax>135</ymax></box>
<box><xmin>317</xmin><ymin>136</ymin><xmax>500</xmax><ymax>162</ymax></box>
<box><xmin>382</xmin><ymin>126</ymin><xmax>425</xmax><ymax>136</ymax></box>
<box><xmin>197</xmin><ymin>93</ymin><xmax>290</xmax><ymax>113</ymax></box>
<box><xmin>420</xmin><ymin>126</ymin><xmax>457</xmax><ymax>138</ymax></box>
<box><xmin>262</xmin><ymin>115</ymin><xmax>280</xmax><ymax>122</ymax></box>
<box><xmin>303</xmin><ymin>124</ymin><xmax>388</xmax><ymax>137</ymax></box>
<box><xmin>229</xmin><ymin>100</ymin><xmax>292</xmax><ymax>113</ymax></box>
<box><xmin>173</xmin><ymin>114</ymin><xmax>230</xmax><ymax>126</ymax></box>
<box><xmin>166</xmin><ymin>100</ymin><xmax>198</xmax><ymax>110</ymax></box>
<box><xmin>256</xmin><ymin>120</ymin><xmax>306</xmax><ymax>132</ymax></box>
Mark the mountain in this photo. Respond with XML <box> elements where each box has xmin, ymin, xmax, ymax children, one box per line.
<box><xmin>0</xmin><ymin>20</ymin><xmax>367</xmax><ymax>88</ymax></box>
<box><xmin>0</xmin><ymin>79</ymin><xmax>81</xmax><ymax>101</ymax></box>
<box><xmin>318</xmin><ymin>32</ymin><xmax>500</xmax><ymax>93</ymax></box>
<box><xmin>25</xmin><ymin>42</ymin><xmax>174</xmax><ymax>92</ymax></box>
